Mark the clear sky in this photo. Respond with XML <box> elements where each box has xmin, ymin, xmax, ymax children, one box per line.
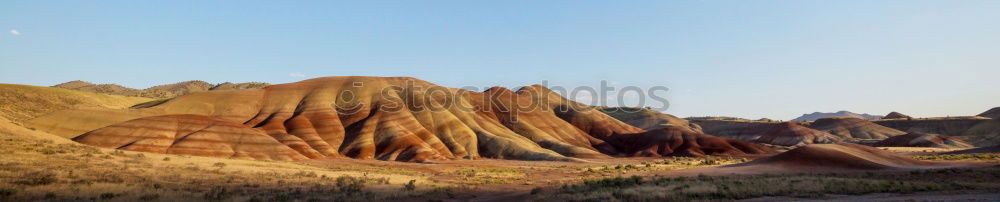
<box><xmin>2</xmin><ymin>1</ymin><xmax>998</xmax><ymax>120</ymax></box>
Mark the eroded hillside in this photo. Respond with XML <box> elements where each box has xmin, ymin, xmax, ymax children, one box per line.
<box><xmin>27</xmin><ymin>77</ymin><xmax>772</xmax><ymax>162</ymax></box>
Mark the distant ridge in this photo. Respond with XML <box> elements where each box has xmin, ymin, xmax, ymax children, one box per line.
<box><xmin>979</xmin><ymin>107</ymin><xmax>1000</xmax><ymax>119</ymax></box>
<box><xmin>596</xmin><ymin>106</ymin><xmax>702</xmax><ymax>132</ymax></box>
<box><xmin>872</xmin><ymin>133</ymin><xmax>973</xmax><ymax>148</ymax></box>
<box><xmin>882</xmin><ymin>112</ymin><xmax>912</xmax><ymax>119</ymax></box>
<box><xmin>791</xmin><ymin>111</ymin><xmax>882</xmax><ymax>122</ymax></box>
<box><xmin>53</xmin><ymin>80</ymin><xmax>271</xmax><ymax>98</ymax></box>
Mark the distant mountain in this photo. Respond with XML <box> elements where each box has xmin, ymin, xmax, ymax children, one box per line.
<box><xmin>882</xmin><ymin>112</ymin><xmax>912</xmax><ymax>119</ymax></box>
<box><xmin>53</xmin><ymin>80</ymin><xmax>270</xmax><ymax>98</ymax></box>
<box><xmin>791</xmin><ymin>111</ymin><xmax>882</xmax><ymax>122</ymax></box>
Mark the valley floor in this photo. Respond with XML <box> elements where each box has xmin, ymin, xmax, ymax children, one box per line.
<box><xmin>1</xmin><ymin>126</ymin><xmax>998</xmax><ymax>202</ymax></box>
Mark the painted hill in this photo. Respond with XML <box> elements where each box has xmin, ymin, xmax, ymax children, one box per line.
<box><xmin>961</xmin><ymin>119</ymin><xmax>1000</xmax><ymax>147</ymax></box>
<box><xmin>871</xmin><ymin>133</ymin><xmax>973</xmax><ymax>148</ymax></box>
<box><xmin>74</xmin><ymin>114</ymin><xmax>309</xmax><ymax>161</ymax></box>
<box><xmin>602</xmin><ymin>126</ymin><xmax>772</xmax><ymax>157</ymax></box>
<box><xmin>807</xmin><ymin>117</ymin><xmax>906</xmax><ymax>140</ymax></box>
<box><xmin>882</xmin><ymin>112</ymin><xmax>912</xmax><ymax>119</ymax></box>
<box><xmin>790</xmin><ymin>111</ymin><xmax>882</xmax><ymax>122</ymax></box>
<box><xmin>596</xmin><ymin>106</ymin><xmax>702</xmax><ymax>132</ymax></box>
<box><xmin>53</xmin><ymin>80</ymin><xmax>270</xmax><ymax>98</ymax></box>
<box><xmin>28</xmin><ymin>76</ymin><xmax>773</xmax><ymax>162</ymax></box>
<box><xmin>744</xmin><ymin>143</ymin><xmax>938</xmax><ymax>170</ymax></box>
<box><xmin>744</xmin><ymin>122</ymin><xmax>841</xmax><ymax>146</ymax></box>
<box><xmin>873</xmin><ymin>117</ymin><xmax>990</xmax><ymax>137</ymax></box>
<box><xmin>687</xmin><ymin>119</ymin><xmax>776</xmax><ymax>138</ymax></box>
<box><xmin>978</xmin><ymin>107</ymin><xmax>1000</xmax><ymax>119</ymax></box>
<box><xmin>0</xmin><ymin>84</ymin><xmax>153</xmax><ymax>123</ymax></box>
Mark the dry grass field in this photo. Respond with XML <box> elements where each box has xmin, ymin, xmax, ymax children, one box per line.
<box><xmin>1</xmin><ymin>83</ymin><xmax>998</xmax><ymax>201</ymax></box>
<box><xmin>0</xmin><ymin>84</ymin><xmax>152</xmax><ymax>123</ymax></box>
<box><xmin>4</xmin><ymin>122</ymin><xmax>998</xmax><ymax>202</ymax></box>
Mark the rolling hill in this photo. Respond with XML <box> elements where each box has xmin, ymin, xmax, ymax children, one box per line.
<box><xmin>53</xmin><ymin>80</ymin><xmax>271</xmax><ymax>98</ymax></box>
<box><xmin>807</xmin><ymin>117</ymin><xmax>906</xmax><ymax>140</ymax></box>
<box><xmin>744</xmin><ymin>143</ymin><xmax>939</xmax><ymax>170</ymax></box>
<box><xmin>978</xmin><ymin>107</ymin><xmax>1000</xmax><ymax>119</ymax></box>
<box><xmin>790</xmin><ymin>111</ymin><xmax>882</xmax><ymax>122</ymax></box>
<box><xmin>27</xmin><ymin>76</ymin><xmax>773</xmax><ymax>162</ymax></box>
<box><xmin>882</xmin><ymin>111</ymin><xmax>912</xmax><ymax>119</ymax></box>
<box><xmin>871</xmin><ymin>133</ymin><xmax>973</xmax><ymax>148</ymax></box>
<box><xmin>596</xmin><ymin>106</ymin><xmax>702</xmax><ymax>132</ymax></box>
<box><xmin>745</xmin><ymin>122</ymin><xmax>841</xmax><ymax>146</ymax></box>
<box><xmin>0</xmin><ymin>84</ymin><xmax>153</xmax><ymax>123</ymax></box>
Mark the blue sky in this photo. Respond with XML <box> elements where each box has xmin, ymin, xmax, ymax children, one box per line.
<box><xmin>2</xmin><ymin>1</ymin><xmax>998</xmax><ymax>120</ymax></box>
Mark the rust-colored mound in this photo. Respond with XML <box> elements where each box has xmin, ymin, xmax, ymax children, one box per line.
<box><xmin>872</xmin><ymin>133</ymin><xmax>973</xmax><ymax>148</ymax></box>
<box><xmin>808</xmin><ymin>117</ymin><xmax>906</xmax><ymax>140</ymax></box>
<box><xmin>74</xmin><ymin>114</ymin><xmax>308</xmax><ymax>161</ymax></box>
<box><xmin>603</xmin><ymin>126</ymin><xmax>774</xmax><ymax>157</ymax></box>
<box><xmin>747</xmin><ymin>143</ymin><xmax>937</xmax><ymax>170</ymax></box>
<box><xmin>745</xmin><ymin>122</ymin><xmax>841</xmax><ymax>146</ymax></box>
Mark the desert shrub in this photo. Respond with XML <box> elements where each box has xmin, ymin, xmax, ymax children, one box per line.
<box><xmin>530</xmin><ymin>187</ymin><xmax>543</xmax><ymax>195</ymax></box>
<box><xmin>14</xmin><ymin>170</ymin><xmax>57</xmax><ymax>186</ymax></box>
<box><xmin>203</xmin><ymin>186</ymin><xmax>231</xmax><ymax>200</ymax></box>
<box><xmin>913</xmin><ymin>153</ymin><xmax>1000</xmax><ymax>161</ymax></box>
<box><xmin>139</xmin><ymin>194</ymin><xmax>160</xmax><ymax>200</ymax></box>
<box><xmin>702</xmin><ymin>157</ymin><xmax>719</xmax><ymax>165</ymax></box>
<box><xmin>99</xmin><ymin>192</ymin><xmax>116</xmax><ymax>200</ymax></box>
<box><xmin>39</xmin><ymin>148</ymin><xmax>57</xmax><ymax>155</ymax></box>
<box><xmin>110</xmin><ymin>150</ymin><xmax>127</xmax><ymax>157</ymax></box>
<box><xmin>294</xmin><ymin>171</ymin><xmax>318</xmax><ymax>178</ymax></box>
<box><xmin>213</xmin><ymin>162</ymin><xmax>227</xmax><ymax>169</ymax></box>
<box><xmin>162</xmin><ymin>157</ymin><xmax>170</xmax><ymax>161</ymax></box>
<box><xmin>95</xmin><ymin>172</ymin><xmax>126</xmax><ymax>183</ymax></box>
<box><xmin>404</xmin><ymin>179</ymin><xmax>417</xmax><ymax>191</ymax></box>
<box><xmin>582</xmin><ymin>176</ymin><xmax>644</xmax><ymax>189</ymax></box>
<box><xmin>0</xmin><ymin>188</ymin><xmax>16</xmax><ymax>198</ymax></box>
<box><xmin>335</xmin><ymin>176</ymin><xmax>365</xmax><ymax>193</ymax></box>
<box><xmin>546</xmin><ymin>168</ymin><xmax>1000</xmax><ymax>201</ymax></box>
